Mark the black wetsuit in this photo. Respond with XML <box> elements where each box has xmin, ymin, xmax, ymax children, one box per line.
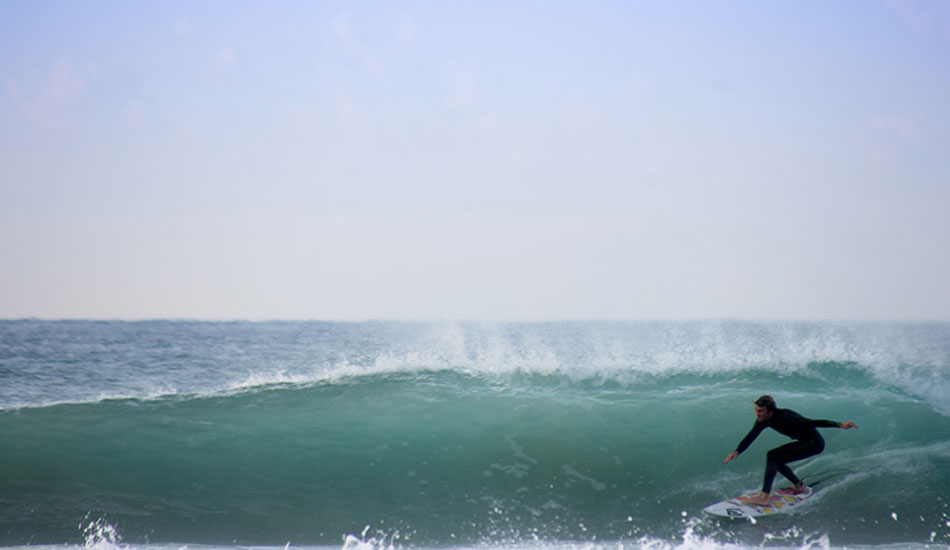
<box><xmin>735</xmin><ymin>408</ymin><xmax>840</xmax><ymax>493</ymax></box>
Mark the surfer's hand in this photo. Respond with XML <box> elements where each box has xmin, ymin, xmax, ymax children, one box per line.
<box><xmin>724</xmin><ymin>451</ymin><xmax>739</xmax><ymax>464</ymax></box>
<box><xmin>840</xmin><ymin>421</ymin><xmax>858</xmax><ymax>429</ymax></box>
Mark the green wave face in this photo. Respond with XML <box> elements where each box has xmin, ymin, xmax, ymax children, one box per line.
<box><xmin>2</xmin><ymin>364</ymin><xmax>949</xmax><ymax>546</ymax></box>
<box><xmin>2</xmin><ymin>321</ymin><xmax>949</xmax><ymax>546</ymax></box>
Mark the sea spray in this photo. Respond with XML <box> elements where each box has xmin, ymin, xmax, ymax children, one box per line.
<box><xmin>81</xmin><ymin>517</ymin><xmax>122</xmax><ymax>550</ymax></box>
<box><xmin>342</xmin><ymin>526</ymin><xmax>400</xmax><ymax>550</ymax></box>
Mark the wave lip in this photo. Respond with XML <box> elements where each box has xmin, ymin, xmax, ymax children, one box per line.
<box><xmin>3</xmin><ymin>320</ymin><xmax>949</xmax><ymax>399</ymax></box>
<box><xmin>5</xmin><ymin>320</ymin><xmax>950</xmax><ymax>411</ymax></box>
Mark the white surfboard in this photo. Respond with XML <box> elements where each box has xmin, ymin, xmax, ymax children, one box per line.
<box><xmin>703</xmin><ymin>487</ymin><xmax>814</xmax><ymax>518</ymax></box>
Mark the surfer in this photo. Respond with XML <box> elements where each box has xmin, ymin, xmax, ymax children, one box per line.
<box><xmin>723</xmin><ymin>395</ymin><xmax>858</xmax><ymax>507</ymax></box>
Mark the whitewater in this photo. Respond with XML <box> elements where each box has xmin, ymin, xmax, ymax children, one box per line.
<box><xmin>1</xmin><ymin>320</ymin><xmax>948</xmax><ymax>550</ymax></box>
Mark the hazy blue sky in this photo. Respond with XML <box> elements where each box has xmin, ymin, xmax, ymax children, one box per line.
<box><xmin>2</xmin><ymin>1</ymin><xmax>949</xmax><ymax>321</ymax></box>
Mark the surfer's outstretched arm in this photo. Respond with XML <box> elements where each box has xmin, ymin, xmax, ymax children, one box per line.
<box><xmin>811</xmin><ymin>420</ymin><xmax>859</xmax><ymax>429</ymax></box>
<box><xmin>725</xmin><ymin>421</ymin><xmax>765</xmax><ymax>464</ymax></box>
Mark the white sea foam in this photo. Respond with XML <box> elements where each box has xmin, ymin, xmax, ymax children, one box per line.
<box><xmin>81</xmin><ymin>517</ymin><xmax>123</xmax><ymax>550</ymax></box>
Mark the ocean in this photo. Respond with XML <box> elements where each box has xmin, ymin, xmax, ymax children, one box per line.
<box><xmin>1</xmin><ymin>320</ymin><xmax>948</xmax><ymax>550</ymax></box>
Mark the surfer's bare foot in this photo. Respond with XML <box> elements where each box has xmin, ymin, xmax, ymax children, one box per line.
<box><xmin>788</xmin><ymin>483</ymin><xmax>810</xmax><ymax>495</ymax></box>
<box><xmin>741</xmin><ymin>492</ymin><xmax>771</xmax><ymax>507</ymax></box>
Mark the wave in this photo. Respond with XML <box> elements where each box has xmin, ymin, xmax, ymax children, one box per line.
<box><xmin>3</xmin><ymin>320</ymin><xmax>949</xmax><ymax>413</ymax></box>
<box><xmin>2</xmin><ymin>364</ymin><xmax>949</xmax><ymax>547</ymax></box>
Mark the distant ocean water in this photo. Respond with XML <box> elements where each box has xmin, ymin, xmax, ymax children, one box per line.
<box><xmin>1</xmin><ymin>320</ymin><xmax>949</xmax><ymax>550</ymax></box>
